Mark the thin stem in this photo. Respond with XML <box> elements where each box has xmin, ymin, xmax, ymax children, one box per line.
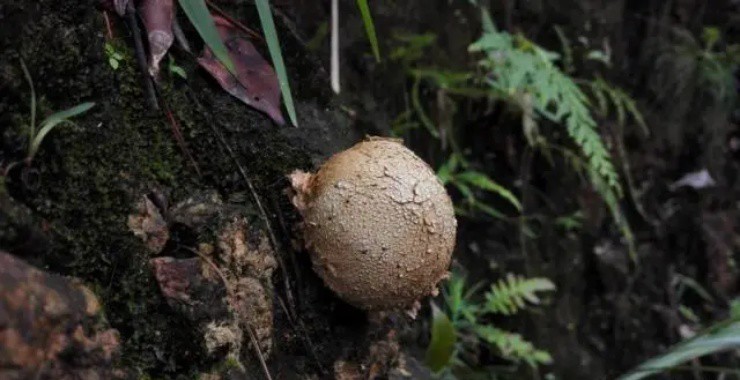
<box><xmin>126</xmin><ymin>1</ymin><xmax>159</xmax><ymax>110</ymax></box>
<box><xmin>19</xmin><ymin>59</ymin><xmax>36</xmax><ymax>151</ymax></box>
<box><xmin>205</xmin><ymin>0</ymin><xmax>263</xmax><ymax>42</ymax></box>
<box><xmin>185</xmin><ymin>88</ymin><xmax>297</xmax><ymax>321</ymax></box>
<box><xmin>330</xmin><ymin>0</ymin><xmax>340</xmax><ymax>94</ymax></box>
<box><xmin>188</xmin><ymin>247</ymin><xmax>273</xmax><ymax>380</ymax></box>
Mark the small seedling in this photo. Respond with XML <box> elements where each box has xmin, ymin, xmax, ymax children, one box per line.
<box><xmin>437</xmin><ymin>153</ymin><xmax>521</xmax><ymax>220</ymax></box>
<box><xmin>425</xmin><ymin>273</ymin><xmax>555</xmax><ymax>375</ymax></box>
<box><xmin>105</xmin><ymin>42</ymin><xmax>124</xmax><ymax>70</ymax></box>
<box><xmin>3</xmin><ymin>60</ymin><xmax>95</xmax><ymax>176</ymax></box>
<box><xmin>168</xmin><ymin>55</ymin><xmax>187</xmax><ymax>79</ymax></box>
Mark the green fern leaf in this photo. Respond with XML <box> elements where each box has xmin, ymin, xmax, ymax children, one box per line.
<box><xmin>484</xmin><ymin>274</ymin><xmax>555</xmax><ymax>315</ymax></box>
<box><xmin>471</xmin><ymin>23</ymin><xmax>623</xmax><ymax>193</ymax></box>
<box><xmin>474</xmin><ymin>325</ymin><xmax>553</xmax><ymax>367</ymax></box>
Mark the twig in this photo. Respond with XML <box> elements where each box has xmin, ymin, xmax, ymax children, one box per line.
<box><xmin>269</xmin><ymin>194</ymin><xmax>303</xmax><ymax>299</ymax></box>
<box><xmin>205</xmin><ymin>0</ymin><xmax>263</xmax><ymax>42</ymax></box>
<box><xmin>245</xmin><ymin>323</ymin><xmax>274</xmax><ymax>380</ymax></box>
<box><xmin>163</xmin><ymin>106</ymin><xmax>202</xmax><ymax>177</ymax></box>
<box><xmin>125</xmin><ymin>1</ymin><xmax>159</xmax><ymax>110</ymax></box>
<box><xmin>185</xmin><ymin>88</ymin><xmax>298</xmax><ymax>321</ymax></box>
<box><xmin>103</xmin><ymin>10</ymin><xmax>114</xmax><ymax>39</ymax></box>
<box><xmin>276</xmin><ymin>296</ymin><xmax>326</xmax><ymax>375</ymax></box>
<box><xmin>188</xmin><ymin>247</ymin><xmax>273</xmax><ymax>380</ymax></box>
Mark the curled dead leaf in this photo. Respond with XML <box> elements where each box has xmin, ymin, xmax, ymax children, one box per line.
<box><xmin>198</xmin><ymin>16</ymin><xmax>285</xmax><ymax>125</ymax></box>
<box><xmin>138</xmin><ymin>0</ymin><xmax>175</xmax><ymax>77</ymax></box>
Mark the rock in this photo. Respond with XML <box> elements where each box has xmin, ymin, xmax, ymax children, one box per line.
<box><xmin>128</xmin><ymin>195</ymin><xmax>170</xmax><ymax>254</ymax></box>
<box><xmin>0</xmin><ymin>251</ymin><xmax>125</xmax><ymax>379</ymax></box>
<box><xmin>149</xmin><ymin>193</ymin><xmax>277</xmax><ymax>362</ymax></box>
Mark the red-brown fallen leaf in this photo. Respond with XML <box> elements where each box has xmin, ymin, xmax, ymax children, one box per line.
<box><xmin>138</xmin><ymin>0</ymin><xmax>175</xmax><ymax>76</ymax></box>
<box><xmin>198</xmin><ymin>15</ymin><xmax>285</xmax><ymax>125</ymax></box>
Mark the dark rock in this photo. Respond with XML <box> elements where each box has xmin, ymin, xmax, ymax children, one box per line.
<box><xmin>0</xmin><ymin>251</ymin><xmax>126</xmax><ymax>379</ymax></box>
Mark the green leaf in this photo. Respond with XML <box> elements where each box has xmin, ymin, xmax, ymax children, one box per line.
<box><xmin>178</xmin><ymin>0</ymin><xmax>236</xmax><ymax>74</ymax></box>
<box><xmin>619</xmin><ymin>321</ymin><xmax>740</xmax><ymax>380</ymax></box>
<box><xmin>29</xmin><ymin>102</ymin><xmax>95</xmax><ymax>159</ymax></box>
<box><xmin>480</xmin><ymin>6</ymin><xmax>497</xmax><ymax>34</ymax></box>
<box><xmin>254</xmin><ymin>0</ymin><xmax>299</xmax><ymax>127</ymax></box>
<box><xmin>702</xmin><ymin>26</ymin><xmax>720</xmax><ymax>51</ymax></box>
<box><xmin>437</xmin><ymin>154</ymin><xmax>461</xmax><ymax>185</ymax></box>
<box><xmin>411</xmin><ymin>75</ymin><xmax>439</xmax><ymax>138</ymax></box>
<box><xmin>19</xmin><ymin>59</ymin><xmax>36</xmax><ymax>142</ymax></box>
<box><xmin>168</xmin><ymin>56</ymin><xmax>187</xmax><ymax>79</ymax></box>
<box><xmin>586</xmin><ymin>50</ymin><xmax>611</xmax><ymax>66</ymax></box>
<box><xmin>456</xmin><ymin>171</ymin><xmax>522</xmax><ymax>211</ymax></box>
<box><xmin>425</xmin><ymin>303</ymin><xmax>457</xmax><ymax>373</ymax></box>
<box><xmin>731</xmin><ymin>299</ymin><xmax>740</xmax><ymax>319</ymax></box>
<box><xmin>170</xmin><ymin>65</ymin><xmax>187</xmax><ymax>79</ymax></box>
<box><xmin>356</xmin><ymin>0</ymin><xmax>380</xmax><ymax>62</ymax></box>
<box><xmin>410</xmin><ymin>68</ymin><xmax>473</xmax><ymax>89</ymax></box>
<box><xmin>473</xmin><ymin>201</ymin><xmax>508</xmax><ymax>220</ymax></box>
<box><xmin>474</xmin><ymin>325</ymin><xmax>552</xmax><ymax>367</ymax></box>
<box><xmin>484</xmin><ymin>274</ymin><xmax>555</xmax><ymax>315</ymax></box>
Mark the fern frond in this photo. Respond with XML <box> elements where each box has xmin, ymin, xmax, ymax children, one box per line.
<box><xmin>588</xmin><ymin>78</ymin><xmax>649</xmax><ymax>136</ymax></box>
<box><xmin>470</xmin><ymin>24</ymin><xmax>623</xmax><ymax>194</ymax></box>
<box><xmin>484</xmin><ymin>274</ymin><xmax>555</xmax><ymax>315</ymax></box>
<box><xmin>474</xmin><ymin>325</ymin><xmax>553</xmax><ymax>367</ymax></box>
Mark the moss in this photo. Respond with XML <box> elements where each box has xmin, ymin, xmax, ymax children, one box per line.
<box><xmin>0</xmin><ymin>0</ymin><xmax>364</xmax><ymax>377</ymax></box>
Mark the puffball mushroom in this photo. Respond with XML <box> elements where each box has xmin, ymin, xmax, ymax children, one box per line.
<box><xmin>289</xmin><ymin>137</ymin><xmax>457</xmax><ymax>311</ymax></box>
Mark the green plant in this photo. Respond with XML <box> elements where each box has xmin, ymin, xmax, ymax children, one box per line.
<box><xmin>104</xmin><ymin>42</ymin><xmax>124</xmax><ymax>70</ymax></box>
<box><xmin>620</xmin><ymin>320</ymin><xmax>740</xmax><ymax>380</ymax></box>
<box><xmin>178</xmin><ymin>0</ymin><xmax>235</xmax><ymax>73</ymax></box>
<box><xmin>4</xmin><ymin>60</ymin><xmax>95</xmax><ymax>174</ymax></box>
<box><xmin>469</xmin><ymin>11</ymin><xmax>620</xmax><ymax>194</ymax></box>
<box><xmin>168</xmin><ymin>56</ymin><xmax>187</xmax><ymax>79</ymax></box>
<box><xmin>437</xmin><ymin>153</ymin><xmax>521</xmax><ymax>220</ymax></box>
<box><xmin>254</xmin><ymin>0</ymin><xmax>298</xmax><ymax>127</ymax></box>
<box><xmin>356</xmin><ymin>0</ymin><xmax>380</xmax><ymax>62</ymax></box>
<box><xmin>468</xmin><ymin>9</ymin><xmax>645</xmax><ymax>256</ymax></box>
<box><xmin>425</xmin><ymin>273</ymin><xmax>555</xmax><ymax>375</ymax></box>
<box><xmin>179</xmin><ymin>0</ymin><xmax>298</xmax><ymax>126</ymax></box>
<box><xmin>389</xmin><ymin>32</ymin><xmax>437</xmax><ymax>67</ymax></box>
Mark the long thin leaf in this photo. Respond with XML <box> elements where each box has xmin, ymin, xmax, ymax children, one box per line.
<box><xmin>425</xmin><ymin>303</ymin><xmax>457</xmax><ymax>373</ymax></box>
<box><xmin>29</xmin><ymin>102</ymin><xmax>96</xmax><ymax>159</ymax></box>
<box><xmin>456</xmin><ymin>171</ymin><xmax>522</xmax><ymax>211</ymax></box>
<box><xmin>619</xmin><ymin>321</ymin><xmax>740</xmax><ymax>380</ymax></box>
<box><xmin>178</xmin><ymin>0</ymin><xmax>236</xmax><ymax>74</ymax></box>
<box><xmin>255</xmin><ymin>0</ymin><xmax>299</xmax><ymax>127</ymax></box>
<box><xmin>19</xmin><ymin>59</ymin><xmax>36</xmax><ymax>143</ymax></box>
<box><xmin>356</xmin><ymin>0</ymin><xmax>380</xmax><ymax>62</ymax></box>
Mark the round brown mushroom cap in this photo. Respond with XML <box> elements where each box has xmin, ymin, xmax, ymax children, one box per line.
<box><xmin>290</xmin><ymin>137</ymin><xmax>457</xmax><ymax>310</ymax></box>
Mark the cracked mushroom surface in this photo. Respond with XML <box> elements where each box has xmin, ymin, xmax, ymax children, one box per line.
<box><xmin>290</xmin><ymin>137</ymin><xmax>457</xmax><ymax>311</ymax></box>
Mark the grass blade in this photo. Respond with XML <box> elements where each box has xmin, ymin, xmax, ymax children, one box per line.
<box><xmin>619</xmin><ymin>321</ymin><xmax>740</xmax><ymax>380</ymax></box>
<box><xmin>254</xmin><ymin>0</ymin><xmax>299</xmax><ymax>127</ymax></box>
<box><xmin>178</xmin><ymin>0</ymin><xmax>236</xmax><ymax>74</ymax></box>
<box><xmin>356</xmin><ymin>0</ymin><xmax>380</xmax><ymax>62</ymax></box>
<box><xmin>19</xmin><ymin>59</ymin><xmax>36</xmax><ymax>142</ymax></box>
<box><xmin>29</xmin><ymin>102</ymin><xmax>95</xmax><ymax>159</ymax></box>
<box><xmin>456</xmin><ymin>171</ymin><xmax>522</xmax><ymax>211</ymax></box>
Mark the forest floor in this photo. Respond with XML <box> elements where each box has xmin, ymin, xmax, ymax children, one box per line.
<box><xmin>1</xmin><ymin>1</ymin><xmax>739</xmax><ymax>379</ymax></box>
